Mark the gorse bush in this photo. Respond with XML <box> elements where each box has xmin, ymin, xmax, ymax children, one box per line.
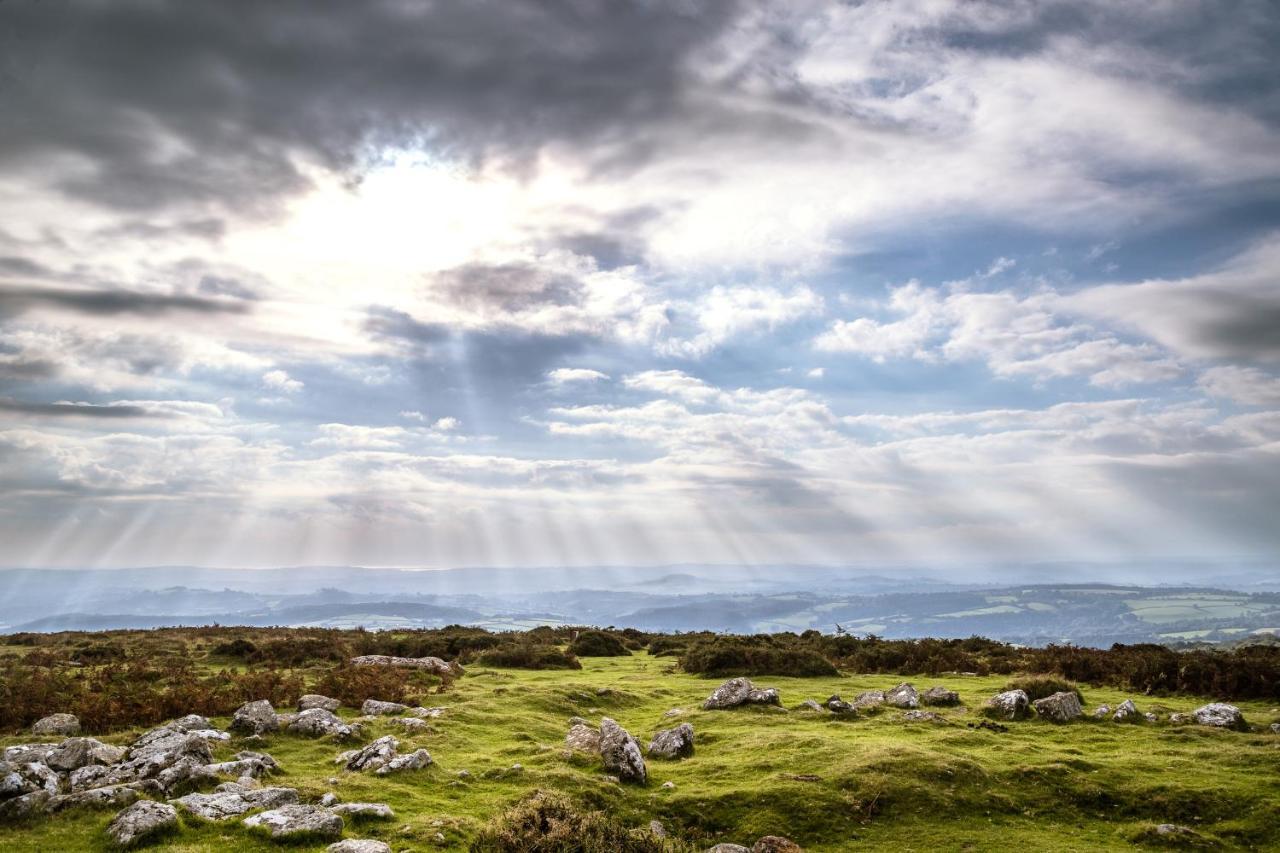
<box><xmin>312</xmin><ymin>663</ymin><xmax>443</xmax><ymax>706</ymax></box>
<box><xmin>476</xmin><ymin>644</ymin><xmax>582</xmax><ymax>670</ymax></box>
<box><xmin>568</xmin><ymin>630</ymin><xmax>632</xmax><ymax>657</ymax></box>
<box><xmin>1004</xmin><ymin>675</ymin><xmax>1085</xmax><ymax>702</ymax></box>
<box><xmin>470</xmin><ymin>790</ymin><xmax>688</xmax><ymax>852</ymax></box>
<box><xmin>680</xmin><ymin>638</ymin><xmax>839</xmax><ymax>677</ymax></box>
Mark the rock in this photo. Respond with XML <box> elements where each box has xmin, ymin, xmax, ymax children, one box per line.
<box><xmin>748</xmin><ymin>687</ymin><xmax>782</xmax><ymax>707</ymax></box>
<box><xmin>172</xmin><ymin>786</ymin><xmax>298</xmax><ymax>820</ymax></box>
<box><xmin>1144</xmin><ymin>712</ymin><xmax>1159</xmax><ymax>723</ymax></box>
<box><xmin>320</xmin><ymin>792</ymin><xmax>339</xmax><ymax>807</ymax></box>
<box><xmin>1169</xmin><ymin>712</ymin><xmax>1193</xmax><ymax>724</ymax></box>
<box><xmin>852</xmin><ymin>690</ymin><xmax>884</xmax><ymax>708</ymax></box>
<box><xmin>1112</xmin><ymin>699</ymin><xmax>1141</xmax><ymax>723</ymax></box>
<box><xmin>107</xmin><ymin>799</ymin><xmax>178</xmax><ymax>848</ymax></box>
<box><xmin>46</xmin><ymin>784</ymin><xmax>140</xmax><ymax>813</ymax></box>
<box><xmin>649</xmin><ymin>819</ymin><xmax>668</xmax><ymax>838</ymax></box>
<box><xmin>825</xmin><ymin>696</ymin><xmax>855</xmax><ymax>714</ymax></box>
<box><xmin>330</xmin><ymin>802</ymin><xmax>395</xmax><ymax>819</ymax></box>
<box><xmin>300</xmin><ymin>694</ymin><xmax>342</xmax><ymax>712</ymax></box>
<box><xmin>0</xmin><ymin>790</ymin><xmax>52</xmax><ymax>819</ymax></box>
<box><xmin>328</xmin><ymin>842</ymin><xmax>392</xmax><ymax>853</ymax></box>
<box><xmin>1194</xmin><ymin>702</ymin><xmax>1247</xmax><ymax>730</ymax></box>
<box><xmin>407</xmin><ymin>706</ymin><xmax>447</xmax><ymax>719</ymax></box>
<box><xmin>706</xmin><ymin>845</ymin><xmax>751</xmax><ymax>853</ymax></box>
<box><xmin>236</xmin><ymin>750</ymin><xmax>281</xmax><ymax>772</ymax></box>
<box><xmin>31</xmin><ymin>714</ymin><xmax>80</xmax><ymax>736</ymax></box>
<box><xmin>599</xmin><ymin>717</ymin><xmax>646</xmax><ymax>784</ymax></box>
<box><xmin>344</xmin><ymin>736</ymin><xmax>400</xmax><ymax>772</ymax></box>
<box><xmin>230</xmin><ymin>700</ymin><xmax>279</xmax><ymax>735</ymax></box>
<box><xmin>393</xmin><ymin>717</ymin><xmax>428</xmax><ymax>732</ymax></box>
<box><xmin>902</xmin><ymin>710</ymin><xmax>941</xmax><ymax>722</ymax></box>
<box><xmin>3</xmin><ymin>743</ymin><xmax>56</xmax><ymax>765</ymax></box>
<box><xmin>288</xmin><ymin>708</ymin><xmax>357</xmax><ymax>739</ymax></box>
<box><xmin>1153</xmin><ymin>823</ymin><xmax>1203</xmax><ymax>841</ymax></box>
<box><xmin>360</xmin><ymin>699</ymin><xmax>408</xmax><ymax>716</ymax></box>
<box><xmin>884</xmin><ymin>683</ymin><xmax>919</xmax><ymax>709</ymax></box>
<box><xmin>798</xmin><ymin>699</ymin><xmax>824</xmax><ymax>712</ymax></box>
<box><xmin>661</xmin><ymin>781</ymin><xmax>676</xmax><ymax>790</ymax></box>
<box><xmin>663</xmin><ymin>708</ymin><xmax>685</xmax><ymax>717</ymax></box>
<box><xmin>349</xmin><ymin>655</ymin><xmax>462</xmax><ymax>677</ymax></box>
<box><xmin>983</xmin><ymin>689</ymin><xmax>1031</xmax><ymax>721</ymax></box>
<box><xmin>244</xmin><ymin>803</ymin><xmax>344</xmax><ymax>839</ymax></box>
<box><xmin>920</xmin><ymin>686</ymin><xmax>961</xmax><ymax>706</ymax></box>
<box><xmin>45</xmin><ymin>737</ymin><xmax>126</xmax><ymax>771</ymax></box>
<box><xmin>375</xmin><ymin>748</ymin><xmax>431</xmax><ymax>775</ymax></box>
<box><xmin>565</xmin><ymin>722</ymin><xmax>602</xmax><ymax>753</ymax></box>
<box><xmin>1270</xmin><ymin>722</ymin><xmax>1280</xmax><ymax>734</ymax></box>
<box><xmin>10</xmin><ymin>761</ymin><xmax>61</xmax><ymax>796</ymax></box>
<box><xmin>129</xmin><ymin>727</ymin><xmax>215</xmax><ymax>762</ymax></box>
<box><xmin>703</xmin><ymin>678</ymin><xmax>782</xmax><ymax>710</ymax></box>
<box><xmin>752</xmin><ymin>837</ymin><xmax>803</xmax><ymax>852</ymax></box>
<box><xmin>1033</xmin><ymin>692</ymin><xmax>1082</xmax><ymax>723</ymax></box>
<box><xmin>69</xmin><ymin>764</ymin><xmax>113</xmax><ymax>792</ymax></box>
<box><xmin>648</xmin><ymin>723</ymin><xmax>694</xmax><ymax>759</ymax></box>
<box><xmin>1092</xmin><ymin>704</ymin><xmax>1111</xmax><ymax>719</ymax></box>
<box><xmin>171</xmin><ymin>714</ymin><xmax>212</xmax><ymax>730</ymax></box>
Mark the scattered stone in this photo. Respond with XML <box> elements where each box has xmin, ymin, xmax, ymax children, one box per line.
<box><xmin>884</xmin><ymin>683</ymin><xmax>919</xmax><ymax>709</ymax></box>
<box><xmin>171</xmin><ymin>714</ymin><xmax>212</xmax><ymax>730</ymax></box>
<box><xmin>649</xmin><ymin>818</ymin><xmax>668</xmax><ymax>838</ymax></box>
<box><xmin>1270</xmin><ymin>722</ymin><xmax>1280</xmax><ymax>734</ymax></box>
<box><xmin>236</xmin><ymin>750</ymin><xmax>281</xmax><ymax>772</ymax></box>
<box><xmin>1033</xmin><ymin>692</ymin><xmax>1083</xmax><ymax>723</ymax></box>
<box><xmin>663</xmin><ymin>708</ymin><xmax>685</xmax><ymax>717</ymax></box>
<box><xmin>565</xmin><ymin>721</ymin><xmax>602</xmax><ymax>753</ymax></box>
<box><xmin>328</xmin><ymin>842</ymin><xmax>392</xmax><ymax>853</ymax></box>
<box><xmin>331</xmin><ymin>802</ymin><xmax>395</xmax><ymax>819</ymax></box>
<box><xmin>703</xmin><ymin>678</ymin><xmax>782</xmax><ymax>710</ymax></box>
<box><xmin>375</xmin><ymin>749</ymin><xmax>432</xmax><ymax>776</ymax></box>
<box><xmin>343</xmin><ymin>736</ymin><xmax>400</xmax><ymax>772</ymax></box>
<box><xmin>46</xmin><ymin>784</ymin><xmax>140</xmax><ymax>813</ymax></box>
<box><xmin>648</xmin><ymin>723</ymin><xmax>694</xmax><ymax>759</ymax></box>
<box><xmin>599</xmin><ymin>717</ymin><xmax>646</xmax><ymax>784</ymax></box>
<box><xmin>349</xmin><ymin>654</ymin><xmax>462</xmax><ymax>677</ymax></box>
<box><xmin>1092</xmin><ymin>704</ymin><xmax>1112</xmax><ymax>719</ymax></box>
<box><xmin>3</xmin><ymin>743</ymin><xmax>56</xmax><ymax>765</ymax></box>
<box><xmin>320</xmin><ymin>792</ymin><xmax>339</xmax><ymax>807</ymax></box>
<box><xmin>661</xmin><ymin>781</ymin><xmax>676</xmax><ymax>790</ymax></box>
<box><xmin>983</xmin><ymin>689</ymin><xmax>1031</xmax><ymax>721</ymax></box>
<box><xmin>455</xmin><ymin>769</ymin><xmax>472</xmax><ymax>780</ymax></box>
<box><xmin>31</xmin><ymin>714</ymin><xmax>80</xmax><ymax>737</ymax></box>
<box><xmin>752</xmin><ymin>837</ymin><xmax>803</xmax><ymax>852</ymax></box>
<box><xmin>107</xmin><ymin>799</ymin><xmax>178</xmax><ymax>848</ymax></box>
<box><xmin>1144</xmin><ymin>712</ymin><xmax>1159</xmax><ymax>723</ymax></box>
<box><xmin>749</xmin><ymin>687</ymin><xmax>782</xmax><ymax>706</ymax></box>
<box><xmin>798</xmin><ymin>699</ymin><xmax>824</xmax><ymax>712</ymax></box>
<box><xmin>393</xmin><ymin>717</ymin><xmax>429</xmax><ymax>732</ymax></box>
<box><xmin>1193</xmin><ymin>703</ymin><xmax>1247</xmax><ymax>730</ymax></box>
<box><xmin>300</xmin><ymin>694</ymin><xmax>342</xmax><ymax>712</ymax></box>
<box><xmin>407</xmin><ymin>706</ymin><xmax>447</xmax><ymax>719</ymax></box>
<box><xmin>288</xmin><ymin>708</ymin><xmax>357</xmax><ymax>739</ymax></box>
<box><xmin>1153</xmin><ymin>823</ymin><xmax>1203</xmax><ymax>841</ymax></box>
<box><xmin>920</xmin><ymin>686</ymin><xmax>961</xmax><ymax>707</ymax></box>
<box><xmin>44</xmin><ymin>737</ymin><xmax>126</xmax><ymax>772</ymax></box>
<box><xmin>706</xmin><ymin>846</ymin><xmax>751</xmax><ymax>853</ymax></box>
<box><xmin>1169</xmin><ymin>712</ymin><xmax>1192</xmax><ymax>724</ymax></box>
<box><xmin>902</xmin><ymin>710</ymin><xmax>941</xmax><ymax>722</ymax></box>
<box><xmin>172</xmin><ymin>786</ymin><xmax>299</xmax><ymax>820</ymax></box>
<box><xmin>361</xmin><ymin>699</ymin><xmax>409</xmax><ymax>716</ymax></box>
<box><xmin>0</xmin><ymin>790</ymin><xmax>51</xmax><ymax>819</ymax></box>
<box><xmin>825</xmin><ymin>696</ymin><xmax>855</xmax><ymax>714</ymax></box>
<box><xmin>1112</xmin><ymin>699</ymin><xmax>1141</xmax><ymax>723</ymax></box>
<box><xmin>230</xmin><ymin>700</ymin><xmax>279</xmax><ymax>736</ymax></box>
<box><xmin>244</xmin><ymin>803</ymin><xmax>344</xmax><ymax>839</ymax></box>
<box><xmin>852</xmin><ymin>690</ymin><xmax>885</xmax><ymax>709</ymax></box>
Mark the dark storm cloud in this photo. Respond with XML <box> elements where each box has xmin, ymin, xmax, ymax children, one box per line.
<box><xmin>430</xmin><ymin>262</ymin><xmax>584</xmax><ymax>312</ymax></box>
<box><xmin>0</xmin><ymin>256</ymin><xmax>50</xmax><ymax>278</ymax></box>
<box><xmin>0</xmin><ymin>398</ymin><xmax>153</xmax><ymax>418</ymax></box>
<box><xmin>0</xmin><ymin>285</ymin><xmax>251</xmax><ymax>318</ymax></box>
<box><xmin>363</xmin><ymin>307</ymin><xmax>451</xmax><ymax>347</ymax></box>
<box><xmin>0</xmin><ymin>0</ymin><xmax>759</xmax><ymax>213</ymax></box>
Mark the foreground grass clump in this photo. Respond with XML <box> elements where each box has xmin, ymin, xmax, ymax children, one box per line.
<box><xmin>471</xmin><ymin>790</ymin><xmax>687</xmax><ymax>852</ymax></box>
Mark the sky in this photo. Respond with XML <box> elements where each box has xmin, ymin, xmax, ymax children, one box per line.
<box><xmin>1</xmin><ymin>0</ymin><xmax>1279</xmax><ymax>570</ymax></box>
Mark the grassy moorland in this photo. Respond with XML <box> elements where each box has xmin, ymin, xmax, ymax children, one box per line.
<box><xmin>0</xmin><ymin>629</ymin><xmax>1278</xmax><ymax>851</ymax></box>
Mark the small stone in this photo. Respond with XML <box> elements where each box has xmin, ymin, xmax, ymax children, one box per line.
<box><xmin>752</xmin><ymin>836</ymin><xmax>803</xmax><ymax>852</ymax></box>
<box><xmin>648</xmin><ymin>723</ymin><xmax>694</xmax><ymax>759</ymax></box>
<box><xmin>902</xmin><ymin>710</ymin><xmax>941</xmax><ymax>722</ymax></box>
<box><xmin>649</xmin><ymin>819</ymin><xmax>668</xmax><ymax>838</ymax></box>
<box><xmin>320</xmin><ymin>792</ymin><xmax>338</xmax><ymax>806</ymax></box>
<box><xmin>360</xmin><ymin>699</ymin><xmax>409</xmax><ymax>716</ymax></box>
<box><xmin>243</xmin><ymin>803</ymin><xmax>343</xmax><ymax>839</ymax></box>
<box><xmin>31</xmin><ymin>714</ymin><xmax>80</xmax><ymax>736</ymax></box>
<box><xmin>345</xmin><ymin>736</ymin><xmax>400</xmax><ymax>772</ymax></box>
<box><xmin>566</xmin><ymin>721</ymin><xmax>602</xmax><ymax>753</ymax></box>
<box><xmin>328</xmin><ymin>842</ymin><xmax>393</xmax><ymax>853</ymax></box>
<box><xmin>1112</xmin><ymin>699</ymin><xmax>1141</xmax><ymax>723</ymax></box>
<box><xmin>288</xmin><ymin>708</ymin><xmax>357</xmax><ymax>739</ymax></box>
<box><xmin>661</xmin><ymin>781</ymin><xmax>676</xmax><ymax>790</ymax></box>
<box><xmin>663</xmin><ymin>708</ymin><xmax>685</xmax><ymax>717</ymax></box>
<box><xmin>920</xmin><ymin>686</ymin><xmax>961</xmax><ymax>706</ymax></box>
<box><xmin>331</xmin><ymin>802</ymin><xmax>395</xmax><ymax>819</ymax></box>
<box><xmin>1092</xmin><ymin>704</ymin><xmax>1111</xmax><ymax>719</ymax></box>
<box><xmin>107</xmin><ymin>799</ymin><xmax>178</xmax><ymax>848</ymax></box>
<box><xmin>798</xmin><ymin>699</ymin><xmax>824</xmax><ymax>712</ymax></box>
<box><xmin>375</xmin><ymin>748</ymin><xmax>431</xmax><ymax>775</ymax></box>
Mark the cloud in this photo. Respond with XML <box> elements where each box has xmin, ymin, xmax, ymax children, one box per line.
<box><xmin>0</xmin><ymin>399</ymin><xmax>154</xmax><ymax>419</ymax></box>
<box><xmin>547</xmin><ymin>368</ymin><xmax>609</xmax><ymax>385</ymax></box>
<box><xmin>1197</xmin><ymin>365</ymin><xmax>1280</xmax><ymax>406</ymax></box>
<box><xmin>0</xmin><ymin>286</ymin><xmax>251</xmax><ymax>318</ymax></box>
<box><xmin>262</xmin><ymin>369</ymin><xmax>303</xmax><ymax>394</ymax></box>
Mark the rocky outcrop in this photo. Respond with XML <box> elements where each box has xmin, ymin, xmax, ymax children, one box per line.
<box><xmin>920</xmin><ymin>686</ymin><xmax>961</xmax><ymax>706</ymax></box>
<box><xmin>230</xmin><ymin>700</ymin><xmax>279</xmax><ymax>736</ymax></box>
<box><xmin>287</xmin><ymin>709</ymin><xmax>357</xmax><ymax>739</ymax></box>
<box><xmin>330</xmin><ymin>801</ymin><xmax>394</xmax><ymax>819</ymax></box>
<box><xmin>599</xmin><ymin>718</ymin><xmax>646</xmax><ymax>783</ymax></box>
<box><xmin>1193</xmin><ymin>703</ymin><xmax>1247</xmax><ymax>730</ymax></box>
<box><xmin>244</xmin><ymin>803</ymin><xmax>344</xmax><ymax>839</ymax></box>
<box><xmin>45</xmin><ymin>737</ymin><xmax>126</xmax><ymax>772</ymax></box>
<box><xmin>349</xmin><ymin>655</ymin><xmax>461</xmax><ymax>677</ymax></box>
<box><xmin>1112</xmin><ymin>699</ymin><xmax>1141</xmax><ymax>723</ymax></box>
<box><xmin>173</xmin><ymin>786</ymin><xmax>298</xmax><ymax>820</ymax></box>
<box><xmin>982</xmin><ymin>689</ymin><xmax>1031</xmax><ymax>721</ymax></box>
<box><xmin>46</xmin><ymin>783</ymin><xmax>140</xmax><ymax>813</ymax></box>
<box><xmin>341</xmin><ymin>736</ymin><xmax>400</xmax><ymax>772</ymax></box>
<box><xmin>31</xmin><ymin>714</ymin><xmax>80</xmax><ymax>736</ymax></box>
<box><xmin>299</xmin><ymin>694</ymin><xmax>342</xmax><ymax>712</ymax></box>
<box><xmin>884</xmin><ymin>683</ymin><xmax>919</xmax><ymax>709</ymax></box>
<box><xmin>107</xmin><ymin>799</ymin><xmax>178</xmax><ymax>847</ymax></box>
<box><xmin>565</xmin><ymin>720</ymin><xmax>602</xmax><ymax>753</ymax></box>
<box><xmin>1033</xmin><ymin>691</ymin><xmax>1082</xmax><ymax>723</ymax></box>
<box><xmin>703</xmin><ymin>678</ymin><xmax>782</xmax><ymax>710</ymax></box>
<box><xmin>376</xmin><ymin>749</ymin><xmax>431</xmax><ymax>776</ymax></box>
<box><xmin>360</xmin><ymin>699</ymin><xmax>408</xmax><ymax>716</ymax></box>
<box><xmin>648</xmin><ymin>723</ymin><xmax>694</xmax><ymax>759</ymax></box>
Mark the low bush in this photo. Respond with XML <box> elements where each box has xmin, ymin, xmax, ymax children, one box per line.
<box><xmin>569</xmin><ymin>630</ymin><xmax>631</xmax><ymax>657</ymax></box>
<box><xmin>1004</xmin><ymin>675</ymin><xmax>1085</xmax><ymax>703</ymax></box>
<box><xmin>476</xmin><ymin>644</ymin><xmax>582</xmax><ymax>670</ymax></box>
<box><xmin>311</xmin><ymin>663</ymin><xmax>440</xmax><ymax>706</ymax></box>
<box><xmin>470</xmin><ymin>790</ymin><xmax>686</xmax><ymax>852</ymax></box>
<box><xmin>680</xmin><ymin>639</ymin><xmax>838</xmax><ymax>677</ymax></box>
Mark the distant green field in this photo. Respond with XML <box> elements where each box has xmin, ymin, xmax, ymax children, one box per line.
<box><xmin>2</xmin><ymin>651</ymin><xmax>1278</xmax><ymax>852</ymax></box>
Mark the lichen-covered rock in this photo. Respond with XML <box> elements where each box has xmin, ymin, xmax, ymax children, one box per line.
<box><xmin>31</xmin><ymin>714</ymin><xmax>80</xmax><ymax>737</ymax></box>
<box><xmin>706</xmin><ymin>845</ymin><xmax>751</xmax><ymax>853</ymax></box>
<box><xmin>1270</xmin><ymin>722</ymin><xmax>1280</xmax><ymax>734</ymax></box>
<box><xmin>299</xmin><ymin>694</ymin><xmax>342</xmax><ymax>712</ymax></box>
<box><xmin>45</xmin><ymin>737</ymin><xmax>126</xmax><ymax>772</ymax></box>
<box><xmin>921</xmin><ymin>686</ymin><xmax>961</xmax><ymax>706</ymax></box>
<box><xmin>349</xmin><ymin>655</ymin><xmax>461</xmax><ymax>677</ymax></box>
<box><xmin>1112</xmin><ymin>699</ymin><xmax>1141</xmax><ymax>723</ymax></box>
<box><xmin>243</xmin><ymin>803</ymin><xmax>343</xmax><ymax>839</ymax></box>
<box><xmin>328</xmin><ymin>841</ymin><xmax>392</xmax><ymax>853</ymax></box>
<box><xmin>703</xmin><ymin>678</ymin><xmax>754</xmax><ymax>710</ymax></box>
<box><xmin>1194</xmin><ymin>703</ymin><xmax>1246</xmax><ymax>730</ymax></box>
<box><xmin>599</xmin><ymin>717</ymin><xmax>646</xmax><ymax>784</ymax></box>
<box><xmin>172</xmin><ymin>786</ymin><xmax>298</xmax><ymax>820</ymax></box>
<box><xmin>288</xmin><ymin>708</ymin><xmax>357</xmax><ymax>739</ymax></box>
<box><xmin>171</xmin><ymin>714</ymin><xmax>212</xmax><ymax>731</ymax></box>
<box><xmin>3</xmin><ymin>743</ymin><xmax>56</xmax><ymax>765</ymax></box>
<box><xmin>1092</xmin><ymin>704</ymin><xmax>1111</xmax><ymax>719</ymax></box>
<box><xmin>407</xmin><ymin>706</ymin><xmax>447</xmax><ymax>719</ymax></box>
<box><xmin>393</xmin><ymin>717</ymin><xmax>428</xmax><ymax>732</ymax></box>
<box><xmin>565</xmin><ymin>722</ymin><xmax>602</xmax><ymax>753</ymax></box>
<box><xmin>752</xmin><ymin>837</ymin><xmax>804</xmax><ymax>852</ymax></box>
<box><xmin>107</xmin><ymin>799</ymin><xmax>178</xmax><ymax>848</ymax></box>
<box><xmin>1033</xmin><ymin>691</ymin><xmax>1082</xmax><ymax>723</ymax></box>
<box><xmin>648</xmin><ymin>723</ymin><xmax>694</xmax><ymax>759</ymax></box>
<box><xmin>852</xmin><ymin>690</ymin><xmax>884</xmax><ymax>708</ymax></box>
<box><xmin>884</xmin><ymin>683</ymin><xmax>919</xmax><ymax>709</ymax></box>
<box><xmin>330</xmin><ymin>801</ymin><xmax>394</xmax><ymax>818</ymax></box>
<box><xmin>46</xmin><ymin>783</ymin><xmax>140</xmax><ymax>813</ymax></box>
<box><xmin>360</xmin><ymin>699</ymin><xmax>408</xmax><ymax>716</ymax></box>
<box><xmin>902</xmin><ymin>710</ymin><xmax>942</xmax><ymax>722</ymax></box>
<box><xmin>983</xmin><ymin>689</ymin><xmax>1031</xmax><ymax>721</ymax></box>
<box><xmin>798</xmin><ymin>699</ymin><xmax>824</xmax><ymax>712</ymax></box>
<box><xmin>230</xmin><ymin>700</ymin><xmax>279</xmax><ymax>735</ymax></box>
<box><xmin>0</xmin><ymin>790</ymin><xmax>52</xmax><ymax>819</ymax></box>
<box><xmin>343</xmin><ymin>736</ymin><xmax>400</xmax><ymax>772</ymax></box>
<box><xmin>375</xmin><ymin>748</ymin><xmax>431</xmax><ymax>775</ymax></box>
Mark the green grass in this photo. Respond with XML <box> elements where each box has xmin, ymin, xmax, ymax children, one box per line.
<box><xmin>3</xmin><ymin>653</ymin><xmax>1279</xmax><ymax>851</ymax></box>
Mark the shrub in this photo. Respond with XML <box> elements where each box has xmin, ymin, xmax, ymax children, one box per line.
<box><xmin>569</xmin><ymin>630</ymin><xmax>632</xmax><ymax>657</ymax></box>
<box><xmin>1004</xmin><ymin>675</ymin><xmax>1085</xmax><ymax>703</ymax></box>
<box><xmin>211</xmin><ymin>638</ymin><xmax>258</xmax><ymax>659</ymax></box>
<box><xmin>476</xmin><ymin>644</ymin><xmax>582</xmax><ymax>670</ymax></box>
<box><xmin>311</xmin><ymin>664</ymin><xmax>438</xmax><ymax>706</ymax></box>
<box><xmin>680</xmin><ymin>639</ymin><xmax>838</xmax><ymax>677</ymax></box>
<box><xmin>470</xmin><ymin>790</ymin><xmax>686</xmax><ymax>852</ymax></box>
<box><xmin>648</xmin><ymin>637</ymin><xmax>687</xmax><ymax>657</ymax></box>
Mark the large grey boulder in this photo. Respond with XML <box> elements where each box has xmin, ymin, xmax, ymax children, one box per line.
<box><xmin>31</xmin><ymin>714</ymin><xmax>80</xmax><ymax>737</ymax></box>
<box><xmin>299</xmin><ymin>694</ymin><xmax>342</xmax><ymax>712</ymax></box>
<box><xmin>983</xmin><ymin>689</ymin><xmax>1031</xmax><ymax>721</ymax></box>
<box><xmin>360</xmin><ymin>699</ymin><xmax>408</xmax><ymax>716</ymax></box>
<box><xmin>329</xmin><ymin>841</ymin><xmax>393</xmax><ymax>853</ymax></box>
<box><xmin>172</xmin><ymin>786</ymin><xmax>298</xmax><ymax>820</ymax></box>
<box><xmin>565</xmin><ymin>722</ymin><xmax>602</xmax><ymax>753</ymax></box>
<box><xmin>45</xmin><ymin>737</ymin><xmax>126</xmax><ymax>772</ymax></box>
<box><xmin>129</xmin><ymin>726</ymin><xmax>218</xmax><ymax>762</ymax></box>
<box><xmin>703</xmin><ymin>678</ymin><xmax>781</xmax><ymax>710</ymax></box>
<box><xmin>288</xmin><ymin>708</ymin><xmax>357</xmax><ymax>739</ymax></box>
<box><xmin>748</xmin><ymin>687</ymin><xmax>782</xmax><ymax>707</ymax></box>
<box><xmin>599</xmin><ymin>718</ymin><xmax>646</xmax><ymax>784</ymax></box>
<box><xmin>1</xmin><ymin>760</ymin><xmax>61</xmax><ymax>799</ymax></box>
<box><xmin>46</xmin><ymin>784</ymin><xmax>140</xmax><ymax>813</ymax></box>
<box><xmin>244</xmin><ymin>803</ymin><xmax>344</xmax><ymax>839</ymax></box>
<box><xmin>230</xmin><ymin>700</ymin><xmax>279</xmax><ymax>735</ymax></box>
<box><xmin>3</xmin><ymin>744</ymin><xmax>56</xmax><ymax>765</ymax></box>
<box><xmin>921</xmin><ymin>686</ymin><xmax>961</xmax><ymax>706</ymax></box>
<box><xmin>884</xmin><ymin>683</ymin><xmax>919</xmax><ymax>709</ymax></box>
<box><xmin>648</xmin><ymin>723</ymin><xmax>694</xmax><ymax>759</ymax></box>
<box><xmin>375</xmin><ymin>748</ymin><xmax>431</xmax><ymax>775</ymax></box>
<box><xmin>1033</xmin><ymin>692</ymin><xmax>1082</xmax><ymax>723</ymax></box>
<box><xmin>342</xmin><ymin>736</ymin><xmax>400</xmax><ymax>772</ymax></box>
<box><xmin>1112</xmin><ymin>699</ymin><xmax>1141</xmax><ymax>723</ymax></box>
<box><xmin>0</xmin><ymin>790</ymin><xmax>52</xmax><ymax>819</ymax></box>
<box><xmin>349</xmin><ymin>655</ymin><xmax>461</xmax><ymax>677</ymax></box>
<box><xmin>852</xmin><ymin>690</ymin><xmax>884</xmax><ymax>708</ymax></box>
<box><xmin>1194</xmin><ymin>703</ymin><xmax>1247</xmax><ymax>730</ymax></box>
<box><xmin>107</xmin><ymin>799</ymin><xmax>178</xmax><ymax>847</ymax></box>
<box><xmin>330</xmin><ymin>801</ymin><xmax>394</xmax><ymax>819</ymax></box>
